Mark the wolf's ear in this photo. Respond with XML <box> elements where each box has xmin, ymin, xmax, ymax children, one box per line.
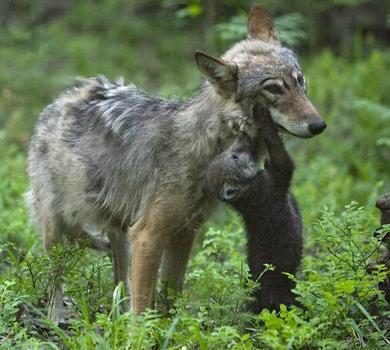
<box><xmin>195</xmin><ymin>51</ymin><xmax>237</xmax><ymax>98</ymax></box>
<box><xmin>247</xmin><ymin>5</ymin><xmax>280</xmax><ymax>45</ymax></box>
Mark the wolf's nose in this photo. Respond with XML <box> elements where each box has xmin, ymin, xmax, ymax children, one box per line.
<box><xmin>309</xmin><ymin>121</ymin><xmax>327</xmax><ymax>135</ymax></box>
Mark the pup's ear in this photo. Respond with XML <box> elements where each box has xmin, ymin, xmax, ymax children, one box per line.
<box><xmin>247</xmin><ymin>4</ymin><xmax>280</xmax><ymax>45</ymax></box>
<box><xmin>195</xmin><ymin>51</ymin><xmax>237</xmax><ymax>98</ymax></box>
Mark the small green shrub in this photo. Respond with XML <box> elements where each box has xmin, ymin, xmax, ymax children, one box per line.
<box><xmin>255</xmin><ymin>203</ymin><xmax>389</xmax><ymax>349</ymax></box>
<box><xmin>0</xmin><ymin>2</ymin><xmax>389</xmax><ymax>347</ymax></box>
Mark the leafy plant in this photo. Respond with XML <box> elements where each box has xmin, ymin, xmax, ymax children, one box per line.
<box><xmin>0</xmin><ymin>1</ymin><xmax>389</xmax><ymax>348</ymax></box>
<box><xmin>254</xmin><ymin>203</ymin><xmax>389</xmax><ymax>349</ymax></box>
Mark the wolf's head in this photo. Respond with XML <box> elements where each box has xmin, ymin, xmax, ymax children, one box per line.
<box><xmin>195</xmin><ymin>5</ymin><xmax>326</xmax><ymax>138</ymax></box>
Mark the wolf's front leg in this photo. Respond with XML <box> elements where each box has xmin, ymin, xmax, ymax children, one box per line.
<box><xmin>130</xmin><ymin>226</ymin><xmax>165</xmax><ymax>314</ymax></box>
<box><xmin>159</xmin><ymin>223</ymin><xmax>200</xmax><ymax>313</ymax></box>
<box><xmin>129</xmin><ymin>193</ymin><xmax>193</xmax><ymax>314</ymax></box>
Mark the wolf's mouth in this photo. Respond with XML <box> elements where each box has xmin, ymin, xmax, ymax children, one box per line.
<box><xmin>275</xmin><ymin>123</ymin><xmax>313</xmax><ymax>139</ymax></box>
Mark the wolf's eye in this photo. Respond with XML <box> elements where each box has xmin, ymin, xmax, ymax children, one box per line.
<box><xmin>263</xmin><ymin>84</ymin><xmax>283</xmax><ymax>95</ymax></box>
<box><xmin>297</xmin><ymin>75</ymin><xmax>305</xmax><ymax>87</ymax></box>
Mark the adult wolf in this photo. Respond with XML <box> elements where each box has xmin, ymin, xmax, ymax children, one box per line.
<box><xmin>26</xmin><ymin>5</ymin><xmax>325</xmax><ymax>321</ymax></box>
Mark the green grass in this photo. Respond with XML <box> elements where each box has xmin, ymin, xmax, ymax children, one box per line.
<box><xmin>0</xmin><ymin>2</ymin><xmax>390</xmax><ymax>347</ymax></box>
<box><xmin>0</xmin><ymin>50</ymin><xmax>389</xmax><ymax>348</ymax></box>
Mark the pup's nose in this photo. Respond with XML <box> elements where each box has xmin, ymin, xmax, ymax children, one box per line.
<box><xmin>244</xmin><ymin>164</ymin><xmax>258</xmax><ymax>181</ymax></box>
<box><xmin>309</xmin><ymin>121</ymin><xmax>327</xmax><ymax>135</ymax></box>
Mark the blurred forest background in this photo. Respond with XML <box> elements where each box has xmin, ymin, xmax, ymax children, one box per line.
<box><xmin>1</xmin><ymin>0</ymin><xmax>390</xmax><ymax>146</ymax></box>
<box><xmin>1</xmin><ymin>0</ymin><xmax>390</xmax><ymax>349</ymax></box>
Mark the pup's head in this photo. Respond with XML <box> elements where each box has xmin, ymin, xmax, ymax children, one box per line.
<box><xmin>195</xmin><ymin>5</ymin><xmax>326</xmax><ymax>138</ymax></box>
<box><xmin>205</xmin><ymin>133</ymin><xmax>257</xmax><ymax>202</ymax></box>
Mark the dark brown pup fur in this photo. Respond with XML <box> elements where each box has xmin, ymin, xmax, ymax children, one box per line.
<box><xmin>205</xmin><ymin>107</ymin><xmax>303</xmax><ymax>312</ymax></box>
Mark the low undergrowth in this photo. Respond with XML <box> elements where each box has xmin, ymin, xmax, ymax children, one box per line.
<box><xmin>1</xmin><ymin>10</ymin><xmax>390</xmax><ymax>348</ymax></box>
<box><xmin>0</xmin><ymin>126</ymin><xmax>389</xmax><ymax>348</ymax></box>
<box><xmin>0</xmin><ymin>197</ymin><xmax>389</xmax><ymax>349</ymax></box>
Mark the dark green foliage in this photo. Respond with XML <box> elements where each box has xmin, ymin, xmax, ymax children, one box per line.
<box><xmin>0</xmin><ymin>0</ymin><xmax>389</xmax><ymax>348</ymax></box>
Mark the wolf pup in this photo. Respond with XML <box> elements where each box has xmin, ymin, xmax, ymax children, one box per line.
<box><xmin>26</xmin><ymin>5</ymin><xmax>324</xmax><ymax>321</ymax></box>
<box><xmin>205</xmin><ymin>108</ymin><xmax>303</xmax><ymax>312</ymax></box>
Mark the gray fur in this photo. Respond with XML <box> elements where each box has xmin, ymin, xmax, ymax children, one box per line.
<box><xmin>27</xmin><ymin>76</ymin><xmax>252</xmax><ymax>238</ymax></box>
<box><xmin>26</xmin><ymin>38</ymin><xmax>308</xmax><ymax>239</ymax></box>
<box><xmin>26</xmin><ymin>27</ymin><xmax>317</xmax><ymax>319</ymax></box>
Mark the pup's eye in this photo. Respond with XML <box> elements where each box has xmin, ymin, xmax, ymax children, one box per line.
<box><xmin>231</xmin><ymin>153</ymin><xmax>239</xmax><ymax>161</ymax></box>
<box><xmin>263</xmin><ymin>84</ymin><xmax>283</xmax><ymax>95</ymax></box>
<box><xmin>297</xmin><ymin>75</ymin><xmax>305</xmax><ymax>87</ymax></box>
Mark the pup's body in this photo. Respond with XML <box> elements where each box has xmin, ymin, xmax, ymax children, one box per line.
<box><xmin>205</xmin><ymin>108</ymin><xmax>303</xmax><ymax>311</ymax></box>
<box><xmin>26</xmin><ymin>5</ymin><xmax>323</xmax><ymax>320</ymax></box>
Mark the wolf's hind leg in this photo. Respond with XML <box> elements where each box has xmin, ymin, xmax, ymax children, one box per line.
<box><xmin>107</xmin><ymin>229</ymin><xmax>132</xmax><ymax>310</ymax></box>
<box><xmin>42</xmin><ymin>214</ymin><xmax>67</xmax><ymax>324</ymax></box>
<box><xmin>69</xmin><ymin>229</ymin><xmax>111</xmax><ymax>252</ymax></box>
<box><xmin>86</xmin><ymin>234</ymin><xmax>111</xmax><ymax>252</ymax></box>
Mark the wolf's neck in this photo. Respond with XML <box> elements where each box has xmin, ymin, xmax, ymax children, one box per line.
<box><xmin>179</xmin><ymin>84</ymin><xmax>225</xmax><ymax>130</ymax></box>
<box><xmin>174</xmin><ymin>85</ymin><xmax>235</xmax><ymax>161</ymax></box>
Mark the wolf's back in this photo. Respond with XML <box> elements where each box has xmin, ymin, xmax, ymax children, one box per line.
<box><xmin>26</xmin><ymin>76</ymin><xmax>177</xmax><ymax>230</ymax></box>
